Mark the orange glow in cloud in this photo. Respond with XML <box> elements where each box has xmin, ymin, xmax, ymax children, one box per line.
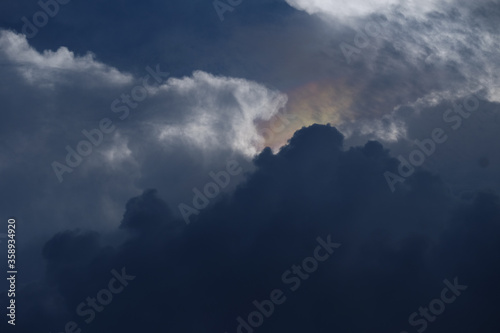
<box><xmin>256</xmin><ymin>79</ymin><xmax>357</xmax><ymax>152</ymax></box>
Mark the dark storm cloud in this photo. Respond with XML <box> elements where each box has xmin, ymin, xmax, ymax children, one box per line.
<box><xmin>0</xmin><ymin>0</ymin><xmax>499</xmax><ymax>332</ymax></box>
<box><xmin>120</xmin><ymin>189</ymin><xmax>179</xmax><ymax>232</ymax></box>
<box><xmin>4</xmin><ymin>124</ymin><xmax>499</xmax><ymax>332</ymax></box>
<box><xmin>340</xmin><ymin>89</ymin><xmax>500</xmax><ymax>198</ymax></box>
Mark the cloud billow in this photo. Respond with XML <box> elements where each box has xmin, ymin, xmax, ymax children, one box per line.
<box><xmin>5</xmin><ymin>124</ymin><xmax>499</xmax><ymax>332</ymax></box>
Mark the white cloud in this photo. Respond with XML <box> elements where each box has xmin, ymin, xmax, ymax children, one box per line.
<box><xmin>0</xmin><ymin>28</ymin><xmax>291</xmax><ymax>234</ymax></box>
<box><xmin>0</xmin><ymin>30</ymin><xmax>132</xmax><ymax>86</ymax></box>
<box><xmin>339</xmin><ymin>113</ymin><xmax>407</xmax><ymax>143</ymax></box>
<box><xmin>288</xmin><ymin>0</ymin><xmax>500</xmax><ymax>109</ymax></box>
<box><xmin>153</xmin><ymin>71</ymin><xmax>288</xmax><ymax>156</ymax></box>
<box><xmin>284</xmin><ymin>0</ymin><xmax>448</xmax><ymax>20</ymax></box>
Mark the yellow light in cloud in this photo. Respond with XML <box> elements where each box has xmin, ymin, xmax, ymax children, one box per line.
<box><xmin>256</xmin><ymin>79</ymin><xmax>356</xmax><ymax>152</ymax></box>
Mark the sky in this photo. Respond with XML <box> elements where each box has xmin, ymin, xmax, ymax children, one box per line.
<box><xmin>0</xmin><ymin>0</ymin><xmax>499</xmax><ymax>332</ymax></box>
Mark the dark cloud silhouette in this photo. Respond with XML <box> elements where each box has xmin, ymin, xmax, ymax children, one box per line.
<box><xmin>120</xmin><ymin>189</ymin><xmax>179</xmax><ymax>232</ymax></box>
<box><xmin>4</xmin><ymin>124</ymin><xmax>499</xmax><ymax>332</ymax></box>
